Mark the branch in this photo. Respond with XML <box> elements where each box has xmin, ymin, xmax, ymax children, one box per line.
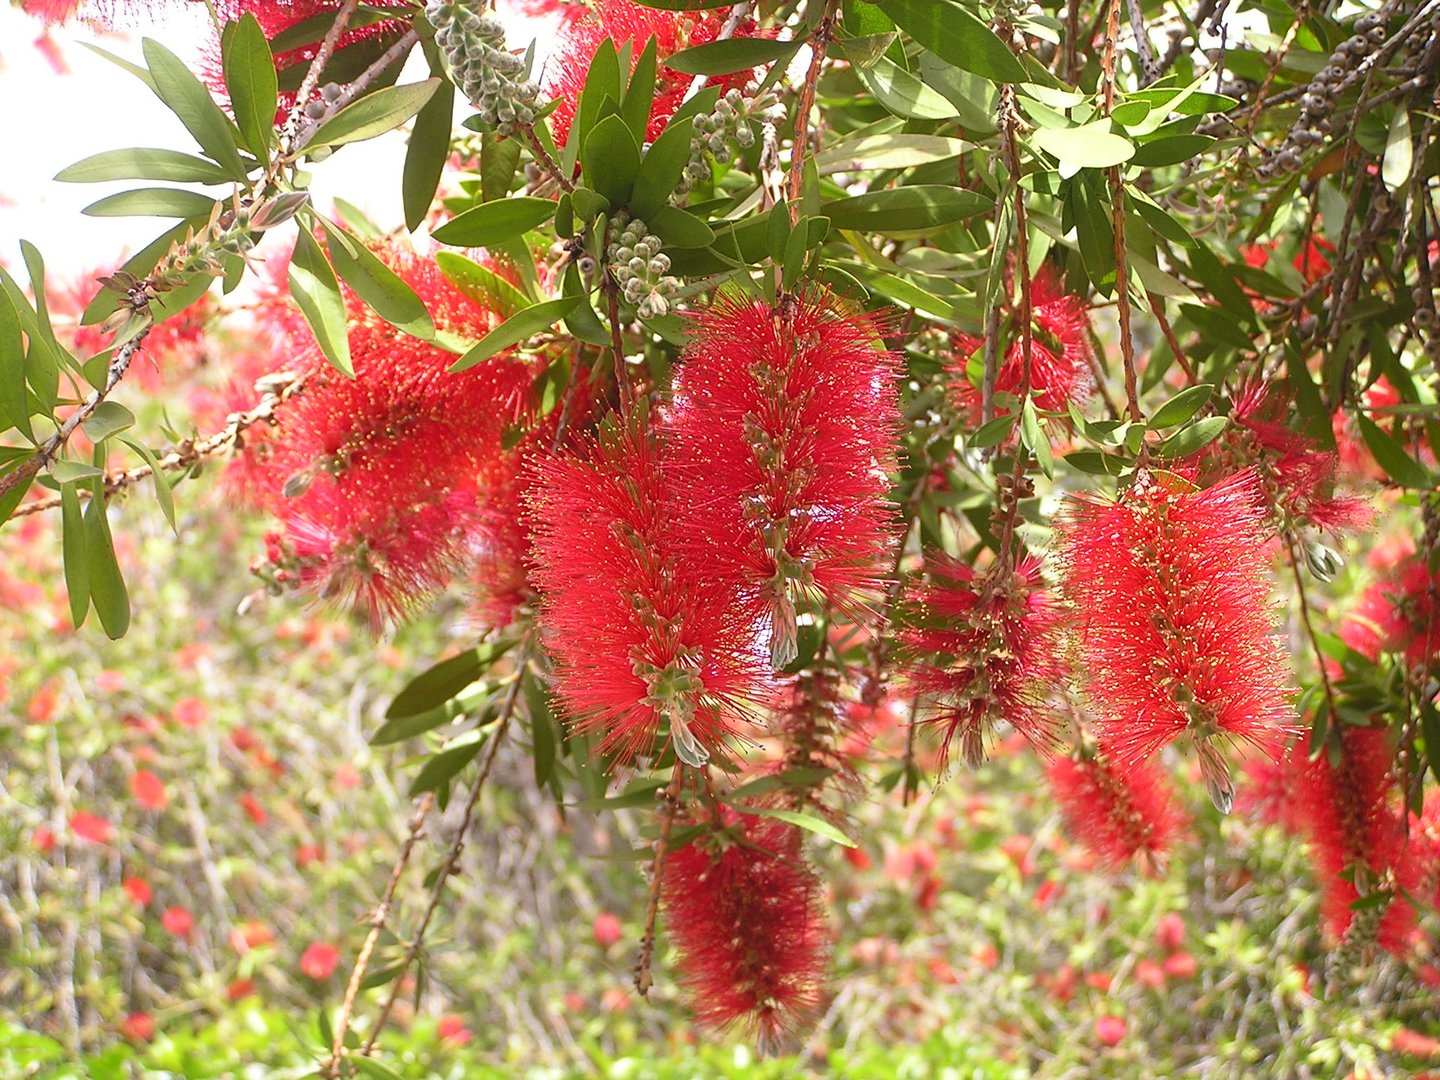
<box><xmin>1101</xmin><ymin>0</ymin><xmax>1143</xmax><ymax>428</ymax></box>
<box><xmin>359</xmin><ymin>664</ymin><xmax>526</xmax><ymax>1059</ymax></box>
<box><xmin>12</xmin><ymin>372</ymin><xmax>307</xmax><ymax>519</ymax></box>
<box><xmin>279</xmin><ymin>0</ymin><xmax>361</xmax><ymax>163</ymax></box>
<box><xmin>634</xmin><ymin>763</ymin><xmax>684</xmax><ymax>997</ymax></box>
<box><xmin>786</xmin><ymin>0</ymin><xmax>838</xmax><ymax>224</ymax></box>
<box><xmin>326</xmin><ymin>792</ymin><xmax>436</xmax><ymax>1078</ymax></box>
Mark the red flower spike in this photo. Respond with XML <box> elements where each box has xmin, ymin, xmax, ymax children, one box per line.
<box><xmin>525</xmin><ymin>416</ymin><xmax>773</xmax><ymax>768</ymax></box>
<box><xmin>665</xmin><ymin>292</ymin><xmax>901</xmax><ymax>667</ymax></box>
<box><xmin>1058</xmin><ymin>469</ymin><xmax>1296</xmax><ymax>809</ymax></box>
<box><xmin>249</xmin><ymin>243</ymin><xmax>538</xmax><ymax>629</ymax></box>
<box><xmin>662</xmin><ymin>810</ymin><xmax>829</xmax><ymax>1047</ymax></box>
<box><xmin>546</xmin><ymin>0</ymin><xmax>759</xmax><ymax>146</ymax></box>
<box><xmin>899</xmin><ymin>552</ymin><xmax>1067</xmax><ymax>769</ymax></box>
<box><xmin>948</xmin><ymin>265</ymin><xmax>1093</xmax><ymax>420</ymax></box>
<box><xmin>1293</xmin><ymin>726</ymin><xmax>1421</xmax><ymax>957</ymax></box>
<box><xmin>1047</xmin><ymin>753</ymin><xmax>1187</xmax><ymax>872</ymax></box>
<box><xmin>1340</xmin><ymin>556</ymin><xmax>1440</xmax><ymax>671</ymax></box>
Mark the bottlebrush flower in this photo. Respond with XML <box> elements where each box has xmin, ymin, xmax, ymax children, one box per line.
<box><xmin>899</xmin><ymin>552</ymin><xmax>1067</xmax><ymax>769</ymax></box>
<box><xmin>1235</xmin><ymin>751</ymin><xmax>1307</xmax><ymax>835</ymax></box>
<box><xmin>948</xmin><ymin>265</ymin><xmax>1092</xmax><ymax>419</ymax></box>
<box><xmin>1340</xmin><ymin>556</ymin><xmax>1440</xmax><ymax>671</ymax></box>
<box><xmin>70</xmin><ymin>811</ymin><xmax>113</xmax><ymax>845</ymax></box>
<box><xmin>1223</xmin><ymin>380</ymin><xmax>1371</xmax><ymax>534</ymax></box>
<box><xmin>299</xmin><ymin>940</ymin><xmax>341</xmax><ymax>980</ymax></box>
<box><xmin>129</xmin><ymin>769</ymin><xmax>169</xmax><ymax>811</ymax></box>
<box><xmin>546</xmin><ymin>0</ymin><xmax>760</xmax><ymax>146</ymax></box>
<box><xmin>662</xmin><ymin>809</ymin><xmax>828</xmax><ymax>1046</ymax></box>
<box><xmin>1293</xmin><ymin>726</ymin><xmax>1420</xmax><ymax>957</ymax></box>
<box><xmin>1057</xmin><ymin>469</ymin><xmax>1295</xmax><ymax>810</ymax></box>
<box><xmin>249</xmin><ymin>243</ymin><xmax>537</xmax><ymax>629</ymax></box>
<box><xmin>525</xmin><ymin>416</ymin><xmax>772</xmax><ymax>767</ymax></box>
<box><xmin>665</xmin><ymin>291</ymin><xmax>901</xmax><ymax>667</ymax></box>
<box><xmin>162</xmin><ymin>906</ymin><xmax>194</xmax><ymax>938</ymax></box>
<box><xmin>1046</xmin><ymin>753</ymin><xmax>1187</xmax><ymax>872</ymax></box>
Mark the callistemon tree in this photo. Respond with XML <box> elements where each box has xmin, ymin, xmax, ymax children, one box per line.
<box><xmin>6</xmin><ymin>0</ymin><xmax>1440</xmax><ymax>1061</ymax></box>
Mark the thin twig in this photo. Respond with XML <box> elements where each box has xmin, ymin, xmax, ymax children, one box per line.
<box><xmin>1146</xmin><ymin>292</ymin><xmax>1198</xmax><ymax>385</ymax></box>
<box><xmin>685</xmin><ymin>1</ymin><xmax>754</xmax><ymax>101</ymax></box>
<box><xmin>634</xmin><ymin>763</ymin><xmax>684</xmax><ymax>997</ymax></box>
<box><xmin>326</xmin><ymin>792</ymin><xmax>436</xmax><ymax>1077</ymax></box>
<box><xmin>282</xmin><ymin>0</ymin><xmax>360</xmax><ymax>159</ymax></box>
<box><xmin>1102</xmin><ymin>0</ymin><xmax>1143</xmax><ymax>428</ymax></box>
<box><xmin>13</xmin><ymin>372</ymin><xmax>307</xmax><ymax>518</ymax></box>
<box><xmin>786</xmin><ymin>0</ymin><xmax>838</xmax><ymax>224</ymax></box>
<box><xmin>359</xmin><ymin>668</ymin><xmax>525</xmax><ymax>1058</ymax></box>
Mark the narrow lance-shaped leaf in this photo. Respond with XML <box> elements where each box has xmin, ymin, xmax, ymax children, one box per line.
<box><xmin>288</xmin><ymin>226</ymin><xmax>353</xmax><ymax>376</ymax></box>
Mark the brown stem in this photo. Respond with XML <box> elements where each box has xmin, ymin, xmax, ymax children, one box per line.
<box><xmin>13</xmin><ymin>372</ymin><xmax>307</xmax><ymax>518</ymax></box>
<box><xmin>522</xmin><ymin>131</ymin><xmax>576</xmax><ymax>194</ymax></box>
<box><xmin>786</xmin><ymin>0</ymin><xmax>838</xmax><ymax>225</ymax></box>
<box><xmin>360</xmin><ymin>669</ymin><xmax>524</xmax><ymax>1057</ymax></box>
<box><xmin>326</xmin><ymin>792</ymin><xmax>435</xmax><ymax>1077</ymax></box>
<box><xmin>634</xmin><ymin>764</ymin><xmax>685</xmax><ymax>997</ymax></box>
<box><xmin>281</xmin><ymin>0</ymin><xmax>360</xmax><ymax>160</ymax></box>
<box><xmin>1101</xmin><ymin>0</ymin><xmax>1143</xmax><ymax>428</ymax></box>
<box><xmin>1285</xmin><ymin>530</ymin><xmax>1339</xmax><ymax>728</ymax></box>
<box><xmin>1146</xmin><ymin>292</ymin><xmax>1198</xmax><ymax>385</ymax></box>
<box><xmin>0</xmin><ymin>323</ymin><xmax>152</xmax><ymax>505</ymax></box>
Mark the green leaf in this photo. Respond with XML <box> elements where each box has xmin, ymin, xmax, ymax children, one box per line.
<box><xmin>1033</xmin><ymin>121</ymin><xmax>1134</xmax><ymax>170</ymax></box>
<box><xmin>83</xmin><ymin>480</ymin><xmax>129</xmax><ymax>639</ymax></box>
<box><xmin>1357</xmin><ymin>415</ymin><xmax>1433</xmax><ymax>488</ymax></box>
<box><xmin>969</xmin><ymin>413</ymin><xmax>1018</xmax><ymax>448</ymax></box>
<box><xmin>1421</xmin><ymin>699</ymin><xmax>1440</xmax><ymax>787</ymax></box>
<box><xmin>665</xmin><ymin>36</ymin><xmax>796</xmax><ymax>76</ymax></box>
<box><xmin>1020</xmin><ymin>398</ymin><xmax>1053</xmax><ymax>478</ymax></box>
<box><xmin>524</xmin><ymin>673</ymin><xmax>557</xmax><ymax>791</ymax></box>
<box><xmin>581</xmin><ymin>114</ymin><xmax>642</xmax><ymax>208</ymax></box>
<box><xmin>823</xmin><ymin>185</ymin><xmax>992</xmax><ymax>234</ymax></box>
<box><xmin>1177</xmin><ymin>303</ymin><xmax>1255</xmax><ymax>351</ymax></box>
<box><xmin>815</xmin><ymin>133</ymin><xmax>967</xmax><ymax>174</ymax></box>
<box><xmin>141</xmin><ymin>38</ymin><xmax>248</xmax><ymax>179</ymax></box>
<box><xmin>630</xmin><ymin>118</ymin><xmax>696</xmax><ymax>220</ymax></box>
<box><xmin>55</xmin><ymin>148</ymin><xmax>234</xmax><ymax>185</ymax></box>
<box><xmin>885</xmin><ymin>0</ymin><xmax>1027</xmax><ymax>84</ymax></box>
<box><xmin>349</xmin><ymin>1054</ymin><xmax>407</xmax><ymax>1080</ymax></box>
<box><xmin>82</xmin><ymin>188</ymin><xmax>219</xmax><ymax>219</ymax></box>
<box><xmin>621</xmin><ymin>36</ymin><xmax>659</xmax><ymax>144</ymax></box>
<box><xmin>288</xmin><ymin>227</ymin><xmax>352</xmax><ymax>376</ymax></box>
<box><xmin>410</xmin><ymin>738</ymin><xmax>485</xmax><ymax>797</ymax></box>
<box><xmin>222</xmin><ymin>14</ymin><xmax>278</xmax><ymax>158</ymax></box>
<box><xmin>0</xmin><ymin>291</ymin><xmax>32</xmax><ymax>441</ymax></box>
<box><xmin>1381</xmin><ymin>107</ymin><xmax>1413</xmax><ymax>192</ymax></box>
<box><xmin>120</xmin><ymin>437</ymin><xmax>176</xmax><ymax>532</ymax></box>
<box><xmin>432</xmin><ymin>196</ymin><xmax>558</xmax><ymax>248</ymax></box>
<box><xmin>386</xmin><ymin>640</ymin><xmax>516</xmax><ymax>720</ymax></box>
<box><xmin>1155</xmin><ymin>415</ymin><xmax>1229</xmax><ymax>459</ymax></box>
<box><xmin>307</xmin><ymin>80</ymin><xmax>440</xmax><ymax>150</ymax></box>
<box><xmin>403</xmin><ymin>79</ymin><xmax>455</xmax><ymax>231</ymax></box>
<box><xmin>81</xmin><ymin>401</ymin><xmax>136</xmax><ymax>444</ymax></box>
<box><xmin>648</xmin><ymin>205</ymin><xmax>715</xmax><ymax>248</ymax></box>
<box><xmin>60</xmin><ymin>483</ymin><xmax>90</xmax><ymax>629</ymax></box>
<box><xmin>746</xmin><ymin>806</ymin><xmax>858</xmax><ymax>848</ymax></box>
<box><xmin>567</xmin><ymin>38</ymin><xmax>622</xmax><ymax>173</ymax></box>
<box><xmin>370</xmin><ymin>692</ymin><xmax>478</xmax><ymax>746</ymax></box>
<box><xmin>1130</xmin><ymin>133</ymin><xmax>1214</xmax><ymax>167</ymax></box>
<box><xmin>855</xmin><ymin>56</ymin><xmax>959</xmax><ymax>120</ymax></box>
<box><xmin>435</xmin><ymin>252</ymin><xmax>531</xmax><ymax>320</ymax></box>
<box><xmin>52</xmin><ymin>459</ymin><xmax>103</xmax><ymax>483</ymax></box>
<box><xmin>318</xmin><ymin>220</ymin><xmax>435</xmax><ymax>340</ymax></box>
<box><xmin>480</xmin><ymin>132</ymin><xmax>522</xmax><ymax>205</ymax></box>
<box><xmin>450</xmin><ymin>296</ymin><xmax>582</xmax><ymax>372</ymax></box>
<box><xmin>1149</xmin><ymin>383</ymin><xmax>1213</xmax><ymax>429</ymax></box>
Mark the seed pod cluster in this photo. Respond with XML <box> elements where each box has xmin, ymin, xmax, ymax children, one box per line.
<box><xmin>425</xmin><ymin>0</ymin><xmax>539</xmax><ymax>136</ymax></box>
<box><xmin>605</xmin><ymin>211</ymin><xmax>679</xmax><ymax>320</ymax></box>
<box><xmin>678</xmin><ymin>89</ymin><xmax>778</xmax><ymax>194</ymax></box>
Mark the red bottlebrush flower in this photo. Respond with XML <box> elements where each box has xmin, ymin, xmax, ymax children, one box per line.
<box><xmin>1046</xmin><ymin>753</ymin><xmax>1187</xmax><ymax>873</ymax></box>
<box><xmin>1340</xmin><ymin>556</ymin><xmax>1440</xmax><ymax>670</ymax></box>
<box><xmin>592</xmin><ymin>911</ymin><xmax>623</xmax><ymax>948</ymax></box>
<box><xmin>1235</xmin><ymin>752</ymin><xmax>1307</xmax><ymax>834</ymax></box>
<box><xmin>238</xmin><ymin>791</ymin><xmax>268</xmax><ymax>826</ymax></box>
<box><xmin>1226</xmin><ymin>381</ymin><xmax>1372</xmax><ymax>534</ymax></box>
<box><xmin>665</xmin><ymin>291</ymin><xmax>901</xmax><ymax>666</ymax></box>
<box><xmin>899</xmin><ymin>552</ymin><xmax>1067</xmax><ymax>769</ymax></box>
<box><xmin>546</xmin><ymin>0</ymin><xmax>760</xmax><ymax>146</ymax></box>
<box><xmin>1292</xmin><ymin>726</ymin><xmax>1420</xmax><ymax>957</ymax></box>
<box><xmin>162</xmin><ymin>906</ymin><xmax>194</xmax><ymax>938</ymax></box>
<box><xmin>662</xmin><ymin>810</ymin><xmax>828</xmax><ymax>1046</ymax></box>
<box><xmin>70</xmin><ymin>811</ymin><xmax>113</xmax><ymax>845</ymax></box>
<box><xmin>1094</xmin><ymin>1015</ymin><xmax>1127</xmax><ymax>1048</ymax></box>
<box><xmin>251</xmin><ymin>243</ymin><xmax>537</xmax><ymax>629</ymax></box>
<box><xmin>525</xmin><ymin>416</ymin><xmax>772</xmax><ymax>767</ymax></box>
<box><xmin>129</xmin><ymin>769</ymin><xmax>169</xmax><ymax>811</ymax></box>
<box><xmin>948</xmin><ymin>265</ymin><xmax>1093</xmax><ymax>419</ymax></box>
<box><xmin>1411</xmin><ymin>793</ymin><xmax>1440</xmax><ymax>910</ymax></box>
<box><xmin>33</xmin><ymin>827</ymin><xmax>56</xmax><ymax>853</ymax></box>
<box><xmin>172</xmin><ymin>697</ymin><xmax>209</xmax><ymax>729</ymax></box>
<box><xmin>1057</xmin><ymin>469</ymin><xmax>1296</xmax><ymax>808</ymax></box>
<box><xmin>299</xmin><ymin>940</ymin><xmax>341</xmax><ymax>980</ymax></box>
<box><xmin>122</xmin><ymin>876</ymin><xmax>153</xmax><ymax>907</ymax></box>
<box><xmin>437</xmin><ymin>1013</ymin><xmax>474</xmax><ymax>1045</ymax></box>
<box><xmin>119</xmin><ymin>1012</ymin><xmax>155</xmax><ymax>1043</ymax></box>
<box><xmin>1154</xmin><ymin>912</ymin><xmax>1186</xmax><ymax>952</ymax></box>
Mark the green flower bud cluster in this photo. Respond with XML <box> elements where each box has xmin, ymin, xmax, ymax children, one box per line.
<box><xmin>606</xmin><ymin>212</ymin><xmax>678</xmax><ymax>320</ymax></box>
<box><xmin>425</xmin><ymin>0</ymin><xmax>539</xmax><ymax>137</ymax></box>
<box><xmin>677</xmin><ymin>88</ymin><xmax>778</xmax><ymax>195</ymax></box>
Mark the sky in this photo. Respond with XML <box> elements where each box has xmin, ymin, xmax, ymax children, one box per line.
<box><xmin>0</xmin><ymin>9</ymin><xmax>432</xmax><ymax>285</ymax></box>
